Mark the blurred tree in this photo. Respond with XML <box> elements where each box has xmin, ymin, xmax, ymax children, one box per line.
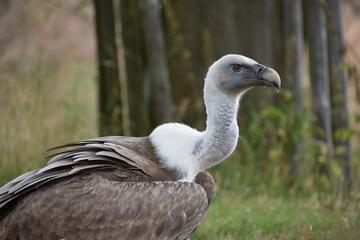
<box><xmin>162</xmin><ymin>0</ymin><xmax>207</xmax><ymax>128</ymax></box>
<box><xmin>305</xmin><ymin>0</ymin><xmax>333</xmax><ymax>187</ymax></box>
<box><xmin>327</xmin><ymin>0</ymin><xmax>352</xmax><ymax>193</ymax></box>
<box><xmin>283</xmin><ymin>0</ymin><xmax>305</xmax><ymax>188</ymax></box>
<box><xmin>119</xmin><ymin>0</ymin><xmax>150</xmax><ymax>136</ymax></box>
<box><xmin>93</xmin><ymin>0</ymin><xmax>123</xmax><ymax>136</ymax></box>
<box><xmin>139</xmin><ymin>0</ymin><xmax>173</xmax><ymax>126</ymax></box>
<box><xmin>119</xmin><ymin>0</ymin><xmax>172</xmax><ymax>136</ymax></box>
<box><xmin>113</xmin><ymin>0</ymin><xmax>131</xmax><ymax>136</ymax></box>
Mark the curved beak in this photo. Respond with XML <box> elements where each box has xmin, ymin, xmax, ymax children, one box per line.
<box><xmin>259</xmin><ymin>67</ymin><xmax>281</xmax><ymax>90</ymax></box>
<box><xmin>241</xmin><ymin>64</ymin><xmax>281</xmax><ymax>91</ymax></box>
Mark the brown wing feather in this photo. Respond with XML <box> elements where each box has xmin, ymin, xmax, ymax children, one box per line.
<box><xmin>0</xmin><ymin>136</ymin><xmax>178</xmax><ymax>206</ymax></box>
<box><xmin>0</xmin><ymin>172</ymin><xmax>209</xmax><ymax>240</ymax></box>
<box><xmin>195</xmin><ymin>171</ymin><xmax>216</xmax><ymax>206</ymax></box>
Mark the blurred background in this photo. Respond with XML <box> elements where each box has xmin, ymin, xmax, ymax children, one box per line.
<box><xmin>0</xmin><ymin>0</ymin><xmax>360</xmax><ymax>239</ymax></box>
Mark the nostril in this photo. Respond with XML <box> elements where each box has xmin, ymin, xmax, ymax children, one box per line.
<box><xmin>254</xmin><ymin>64</ymin><xmax>266</xmax><ymax>75</ymax></box>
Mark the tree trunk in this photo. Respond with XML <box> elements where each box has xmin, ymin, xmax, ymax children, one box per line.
<box><xmin>283</xmin><ymin>0</ymin><xmax>305</xmax><ymax>188</ymax></box>
<box><xmin>93</xmin><ymin>0</ymin><xmax>122</xmax><ymax>136</ymax></box>
<box><xmin>327</xmin><ymin>0</ymin><xmax>352</xmax><ymax>193</ymax></box>
<box><xmin>120</xmin><ymin>0</ymin><xmax>150</xmax><ymax>136</ymax></box>
<box><xmin>113</xmin><ymin>0</ymin><xmax>131</xmax><ymax>136</ymax></box>
<box><xmin>162</xmin><ymin>0</ymin><xmax>207</xmax><ymax>128</ymax></box>
<box><xmin>305</xmin><ymin>0</ymin><xmax>333</xmax><ymax>185</ymax></box>
<box><xmin>139</xmin><ymin>0</ymin><xmax>173</xmax><ymax>126</ymax></box>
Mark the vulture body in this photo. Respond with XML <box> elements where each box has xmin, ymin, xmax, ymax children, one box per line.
<box><xmin>0</xmin><ymin>55</ymin><xmax>280</xmax><ymax>240</ymax></box>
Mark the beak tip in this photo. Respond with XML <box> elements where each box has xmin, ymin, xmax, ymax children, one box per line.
<box><xmin>263</xmin><ymin>67</ymin><xmax>281</xmax><ymax>90</ymax></box>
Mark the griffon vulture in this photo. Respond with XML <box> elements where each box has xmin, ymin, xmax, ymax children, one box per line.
<box><xmin>0</xmin><ymin>54</ymin><xmax>280</xmax><ymax>240</ymax></box>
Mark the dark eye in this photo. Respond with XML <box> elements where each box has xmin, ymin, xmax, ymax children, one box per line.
<box><xmin>232</xmin><ymin>64</ymin><xmax>242</xmax><ymax>72</ymax></box>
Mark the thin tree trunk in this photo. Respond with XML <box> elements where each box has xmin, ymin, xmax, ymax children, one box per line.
<box><xmin>305</xmin><ymin>0</ymin><xmax>333</xmax><ymax>185</ymax></box>
<box><xmin>326</xmin><ymin>0</ymin><xmax>352</xmax><ymax>193</ymax></box>
<box><xmin>283</xmin><ymin>0</ymin><xmax>305</xmax><ymax>188</ymax></box>
<box><xmin>120</xmin><ymin>0</ymin><xmax>150</xmax><ymax>136</ymax></box>
<box><xmin>113</xmin><ymin>0</ymin><xmax>131</xmax><ymax>136</ymax></box>
<box><xmin>93</xmin><ymin>0</ymin><xmax>122</xmax><ymax>136</ymax></box>
<box><xmin>139</xmin><ymin>0</ymin><xmax>172</xmax><ymax>126</ymax></box>
<box><xmin>162</xmin><ymin>0</ymin><xmax>206</xmax><ymax>127</ymax></box>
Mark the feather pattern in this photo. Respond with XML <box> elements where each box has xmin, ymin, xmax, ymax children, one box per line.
<box><xmin>1</xmin><ymin>172</ymin><xmax>214</xmax><ymax>240</ymax></box>
<box><xmin>0</xmin><ymin>136</ymin><xmax>215</xmax><ymax>240</ymax></box>
<box><xmin>0</xmin><ymin>136</ymin><xmax>178</xmax><ymax>206</ymax></box>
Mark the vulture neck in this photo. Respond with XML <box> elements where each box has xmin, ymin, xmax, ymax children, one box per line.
<box><xmin>196</xmin><ymin>87</ymin><xmax>243</xmax><ymax>170</ymax></box>
<box><xmin>149</xmin><ymin>77</ymin><xmax>245</xmax><ymax>181</ymax></box>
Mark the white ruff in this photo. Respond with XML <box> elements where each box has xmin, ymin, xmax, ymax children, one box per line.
<box><xmin>150</xmin><ymin>123</ymin><xmax>204</xmax><ymax>182</ymax></box>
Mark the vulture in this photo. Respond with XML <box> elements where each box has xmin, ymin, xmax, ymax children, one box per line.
<box><xmin>0</xmin><ymin>54</ymin><xmax>280</xmax><ymax>240</ymax></box>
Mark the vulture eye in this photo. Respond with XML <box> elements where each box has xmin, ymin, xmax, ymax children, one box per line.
<box><xmin>232</xmin><ymin>64</ymin><xmax>242</xmax><ymax>72</ymax></box>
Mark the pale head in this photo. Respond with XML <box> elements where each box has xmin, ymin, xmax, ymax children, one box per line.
<box><xmin>204</xmin><ymin>54</ymin><xmax>281</xmax><ymax>100</ymax></box>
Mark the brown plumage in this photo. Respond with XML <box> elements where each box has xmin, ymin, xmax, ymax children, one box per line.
<box><xmin>0</xmin><ymin>137</ymin><xmax>215</xmax><ymax>240</ymax></box>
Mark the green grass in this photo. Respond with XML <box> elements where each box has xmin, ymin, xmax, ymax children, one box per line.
<box><xmin>193</xmin><ymin>191</ymin><xmax>360</xmax><ymax>240</ymax></box>
<box><xmin>191</xmin><ymin>155</ymin><xmax>360</xmax><ymax>240</ymax></box>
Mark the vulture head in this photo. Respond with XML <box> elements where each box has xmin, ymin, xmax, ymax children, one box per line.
<box><xmin>204</xmin><ymin>54</ymin><xmax>280</xmax><ymax>106</ymax></box>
